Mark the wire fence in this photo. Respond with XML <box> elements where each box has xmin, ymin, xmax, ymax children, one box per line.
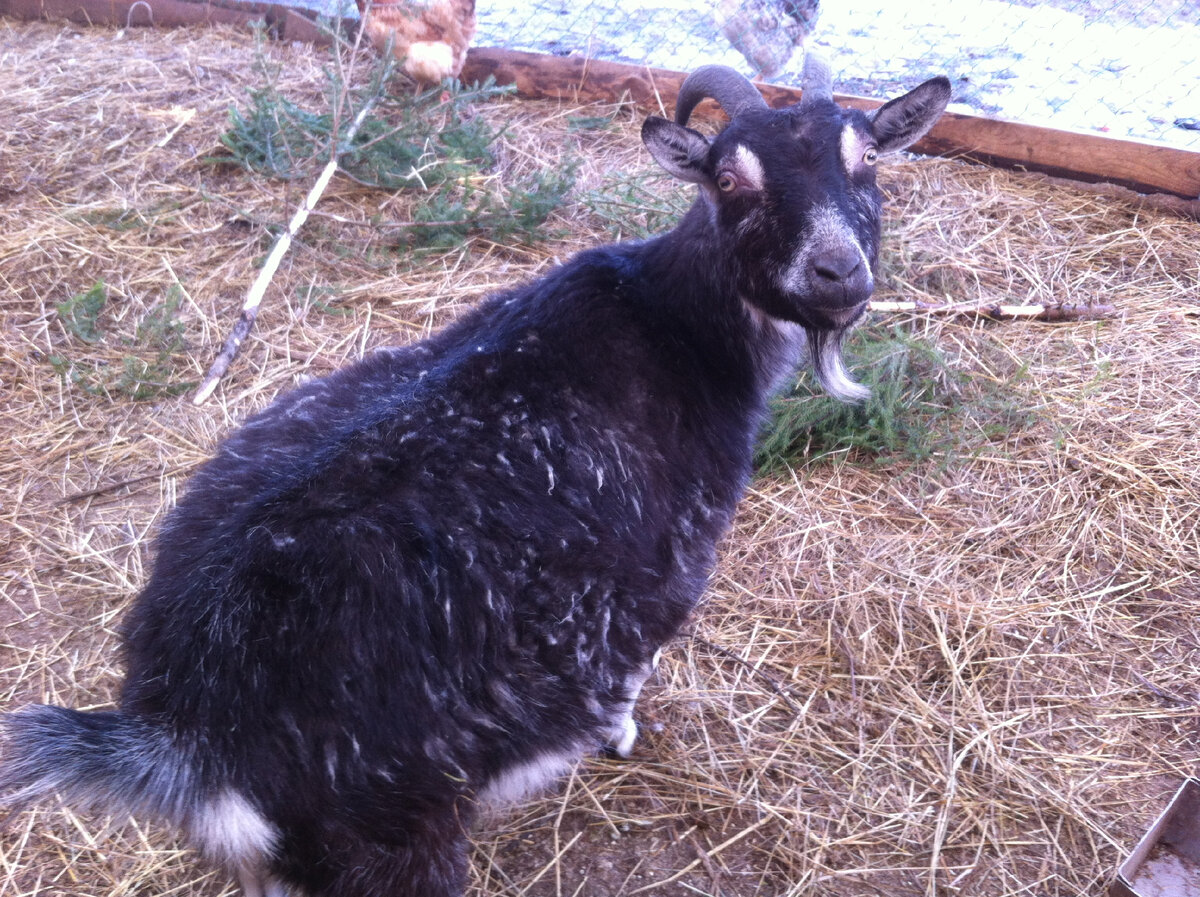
<box><xmin>472</xmin><ymin>0</ymin><xmax>1199</xmax><ymax>151</ymax></box>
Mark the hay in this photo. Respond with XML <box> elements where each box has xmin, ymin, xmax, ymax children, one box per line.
<box><xmin>2</xmin><ymin>15</ymin><xmax>1199</xmax><ymax>897</ymax></box>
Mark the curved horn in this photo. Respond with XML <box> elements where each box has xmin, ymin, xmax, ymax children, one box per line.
<box><xmin>798</xmin><ymin>51</ymin><xmax>834</xmax><ymax>108</ymax></box>
<box><xmin>674</xmin><ymin>65</ymin><xmax>768</xmax><ymax>126</ymax></box>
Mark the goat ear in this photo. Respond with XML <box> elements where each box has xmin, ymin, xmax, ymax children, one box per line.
<box><xmin>642</xmin><ymin>117</ymin><xmax>711</xmax><ymax>184</ymax></box>
<box><xmin>869</xmin><ymin>76</ymin><xmax>952</xmax><ymax>155</ymax></box>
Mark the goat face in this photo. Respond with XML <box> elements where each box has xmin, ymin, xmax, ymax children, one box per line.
<box><xmin>643</xmin><ymin>58</ymin><xmax>950</xmax><ymax>400</ymax></box>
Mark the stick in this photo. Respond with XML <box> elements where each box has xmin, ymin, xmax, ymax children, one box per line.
<box><xmin>57</xmin><ymin>473</ymin><xmax>162</xmax><ymax>505</ymax></box>
<box><xmin>690</xmin><ymin>635</ymin><xmax>806</xmax><ymax>717</ymax></box>
<box><xmin>868</xmin><ymin>299</ymin><xmax>1118</xmax><ymax>321</ymax></box>
<box><xmin>191</xmin><ymin>95</ymin><xmax>379</xmax><ymax>406</ymax></box>
<box><xmin>56</xmin><ymin>463</ymin><xmax>202</xmax><ymax>505</ymax></box>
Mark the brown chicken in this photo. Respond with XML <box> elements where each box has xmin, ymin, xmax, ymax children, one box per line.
<box><xmin>356</xmin><ymin>0</ymin><xmax>476</xmax><ymax>84</ymax></box>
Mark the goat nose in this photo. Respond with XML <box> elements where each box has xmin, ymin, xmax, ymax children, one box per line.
<box><xmin>812</xmin><ymin>246</ymin><xmax>863</xmax><ymax>283</ymax></box>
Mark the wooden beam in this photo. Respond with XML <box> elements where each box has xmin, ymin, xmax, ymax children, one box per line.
<box><xmin>461</xmin><ymin>47</ymin><xmax>1200</xmax><ymax>201</ymax></box>
<box><xmin>920</xmin><ymin>111</ymin><xmax>1200</xmax><ymax>201</ymax></box>
<box><xmin>0</xmin><ymin>0</ymin><xmax>345</xmax><ymax>44</ymax></box>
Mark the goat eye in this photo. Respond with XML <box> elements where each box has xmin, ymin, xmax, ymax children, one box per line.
<box><xmin>863</xmin><ymin>147</ymin><xmax>879</xmax><ymax>166</ymax></box>
<box><xmin>716</xmin><ymin>173</ymin><xmax>738</xmax><ymax>193</ymax></box>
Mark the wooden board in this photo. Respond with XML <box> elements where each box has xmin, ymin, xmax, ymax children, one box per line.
<box><xmin>0</xmin><ymin>0</ymin><xmax>339</xmax><ymax>44</ymax></box>
<box><xmin>460</xmin><ymin>47</ymin><xmax>1200</xmax><ymax>200</ymax></box>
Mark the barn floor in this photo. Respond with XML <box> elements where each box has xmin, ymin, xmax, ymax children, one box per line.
<box><xmin>1</xmin><ymin>16</ymin><xmax>1199</xmax><ymax>897</ymax></box>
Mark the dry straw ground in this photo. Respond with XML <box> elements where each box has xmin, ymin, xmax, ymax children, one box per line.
<box><xmin>2</xmin><ymin>16</ymin><xmax>1199</xmax><ymax>897</ymax></box>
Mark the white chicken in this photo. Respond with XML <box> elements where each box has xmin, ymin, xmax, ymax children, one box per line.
<box><xmin>356</xmin><ymin>0</ymin><xmax>476</xmax><ymax>84</ymax></box>
<box><xmin>716</xmin><ymin>0</ymin><xmax>820</xmax><ymax>80</ymax></box>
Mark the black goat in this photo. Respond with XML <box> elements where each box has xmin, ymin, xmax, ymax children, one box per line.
<box><xmin>0</xmin><ymin>57</ymin><xmax>949</xmax><ymax>896</ymax></box>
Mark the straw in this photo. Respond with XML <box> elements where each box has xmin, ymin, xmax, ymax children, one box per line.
<box><xmin>2</xmin><ymin>15</ymin><xmax>1198</xmax><ymax>897</ymax></box>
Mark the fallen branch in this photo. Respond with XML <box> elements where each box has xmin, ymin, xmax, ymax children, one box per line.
<box><xmin>56</xmin><ymin>464</ymin><xmax>202</xmax><ymax>505</ymax></box>
<box><xmin>57</xmin><ymin>472</ymin><xmax>162</xmax><ymax>505</ymax></box>
<box><xmin>192</xmin><ymin>105</ymin><xmax>374</xmax><ymax>405</ymax></box>
<box><xmin>192</xmin><ymin>36</ymin><xmax>389</xmax><ymax>405</ymax></box>
<box><xmin>868</xmin><ymin>299</ymin><xmax>1118</xmax><ymax>321</ymax></box>
<box><xmin>690</xmin><ymin>634</ymin><xmax>805</xmax><ymax>717</ymax></box>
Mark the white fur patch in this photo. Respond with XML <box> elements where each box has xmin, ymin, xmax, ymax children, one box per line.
<box><xmin>610</xmin><ymin>716</ymin><xmax>639</xmax><ymax>758</ymax></box>
<box><xmin>480</xmin><ymin>750</ymin><xmax>579</xmax><ymax>806</ymax></box>
<box><xmin>606</xmin><ymin>651</ymin><xmax>665</xmax><ymax>758</ymax></box>
<box><xmin>840</xmin><ymin>124</ymin><xmax>859</xmax><ymax>173</ymax></box>
<box><xmin>815</xmin><ymin>339</ymin><xmax>871</xmax><ymax>403</ymax></box>
<box><xmin>238</xmin><ymin>871</ymin><xmax>290</xmax><ymax>897</ymax></box>
<box><xmin>190</xmin><ymin>789</ymin><xmax>278</xmax><ymax>869</ymax></box>
<box><xmin>840</xmin><ymin>124</ymin><xmax>873</xmax><ymax>175</ymax></box>
<box><xmin>733</xmin><ymin>144</ymin><xmax>765</xmax><ymax>191</ymax></box>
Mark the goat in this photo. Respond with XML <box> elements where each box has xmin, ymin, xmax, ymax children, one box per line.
<box><xmin>0</xmin><ymin>56</ymin><xmax>949</xmax><ymax>897</ymax></box>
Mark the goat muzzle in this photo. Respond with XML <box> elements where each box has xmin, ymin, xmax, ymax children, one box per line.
<box><xmin>791</xmin><ymin>243</ymin><xmax>874</xmax><ymax>330</ymax></box>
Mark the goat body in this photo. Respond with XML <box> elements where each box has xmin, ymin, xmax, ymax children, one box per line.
<box><xmin>0</xmin><ymin>60</ymin><xmax>949</xmax><ymax>896</ymax></box>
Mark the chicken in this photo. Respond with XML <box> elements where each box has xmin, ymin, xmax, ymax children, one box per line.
<box><xmin>716</xmin><ymin>0</ymin><xmax>819</xmax><ymax>80</ymax></box>
<box><xmin>355</xmin><ymin>0</ymin><xmax>476</xmax><ymax>84</ymax></box>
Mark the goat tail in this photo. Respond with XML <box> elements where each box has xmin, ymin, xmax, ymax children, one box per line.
<box><xmin>0</xmin><ymin>704</ymin><xmax>278</xmax><ymax>873</ymax></box>
<box><xmin>0</xmin><ymin>704</ymin><xmax>199</xmax><ymax>824</ymax></box>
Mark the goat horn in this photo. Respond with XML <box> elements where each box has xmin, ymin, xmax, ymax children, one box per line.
<box><xmin>674</xmin><ymin>65</ymin><xmax>768</xmax><ymax>126</ymax></box>
<box><xmin>798</xmin><ymin>51</ymin><xmax>834</xmax><ymax>108</ymax></box>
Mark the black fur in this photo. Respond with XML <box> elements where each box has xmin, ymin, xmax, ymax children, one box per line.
<box><xmin>0</xmin><ymin>66</ymin><xmax>950</xmax><ymax>896</ymax></box>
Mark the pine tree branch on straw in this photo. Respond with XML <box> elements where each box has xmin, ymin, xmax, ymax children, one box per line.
<box><xmin>193</xmin><ymin>28</ymin><xmax>393</xmax><ymax>406</ymax></box>
<box><xmin>868</xmin><ymin>299</ymin><xmax>1117</xmax><ymax>321</ymax></box>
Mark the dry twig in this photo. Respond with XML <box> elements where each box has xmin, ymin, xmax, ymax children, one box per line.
<box><xmin>192</xmin><ymin>29</ymin><xmax>385</xmax><ymax>405</ymax></box>
<box><xmin>191</xmin><ymin>121</ymin><xmax>374</xmax><ymax>405</ymax></box>
<box><xmin>868</xmin><ymin>298</ymin><xmax>1119</xmax><ymax>320</ymax></box>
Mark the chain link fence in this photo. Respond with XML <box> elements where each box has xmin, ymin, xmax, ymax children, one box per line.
<box><xmin>473</xmin><ymin>0</ymin><xmax>1199</xmax><ymax>150</ymax></box>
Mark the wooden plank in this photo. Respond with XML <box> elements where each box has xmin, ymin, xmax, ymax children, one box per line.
<box><xmin>461</xmin><ymin>47</ymin><xmax>1200</xmax><ymax>200</ymax></box>
<box><xmin>920</xmin><ymin>111</ymin><xmax>1200</xmax><ymax>200</ymax></box>
<box><xmin>0</xmin><ymin>0</ymin><xmax>343</xmax><ymax>44</ymax></box>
